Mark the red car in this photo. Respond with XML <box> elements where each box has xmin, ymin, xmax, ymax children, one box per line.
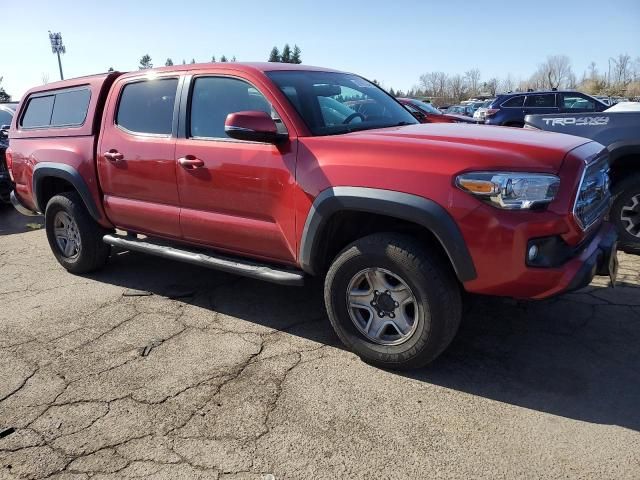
<box><xmin>8</xmin><ymin>63</ymin><xmax>617</xmax><ymax>369</ymax></box>
<box><xmin>398</xmin><ymin>98</ymin><xmax>476</xmax><ymax>123</ymax></box>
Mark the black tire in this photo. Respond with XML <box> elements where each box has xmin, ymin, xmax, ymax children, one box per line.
<box><xmin>324</xmin><ymin>233</ymin><xmax>462</xmax><ymax>370</ymax></box>
<box><xmin>611</xmin><ymin>173</ymin><xmax>640</xmax><ymax>255</ymax></box>
<box><xmin>45</xmin><ymin>192</ymin><xmax>111</xmax><ymax>273</ymax></box>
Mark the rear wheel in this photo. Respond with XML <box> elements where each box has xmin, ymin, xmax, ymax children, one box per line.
<box><xmin>324</xmin><ymin>233</ymin><xmax>462</xmax><ymax>370</ymax></box>
<box><xmin>611</xmin><ymin>173</ymin><xmax>640</xmax><ymax>254</ymax></box>
<box><xmin>45</xmin><ymin>192</ymin><xmax>111</xmax><ymax>273</ymax></box>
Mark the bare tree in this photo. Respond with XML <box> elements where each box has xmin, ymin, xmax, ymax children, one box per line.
<box><xmin>537</xmin><ymin>55</ymin><xmax>573</xmax><ymax>89</ymax></box>
<box><xmin>448</xmin><ymin>74</ymin><xmax>467</xmax><ymax>102</ymax></box>
<box><xmin>41</xmin><ymin>73</ymin><xmax>50</xmax><ymax>85</ymax></box>
<box><xmin>611</xmin><ymin>53</ymin><xmax>632</xmax><ymax>86</ymax></box>
<box><xmin>464</xmin><ymin>68</ymin><xmax>481</xmax><ymax>95</ymax></box>
<box><xmin>500</xmin><ymin>74</ymin><xmax>514</xmax><ymax>93</ymax></box>
<box><xmin>485</xmin><ymin>78</ymin><xmax>499</xmax><ymax>96</ymax></box>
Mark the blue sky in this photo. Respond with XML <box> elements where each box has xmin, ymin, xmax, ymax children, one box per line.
<box><xmin>3</xmin><ymin>0</ymin><xmax>639</xmax><ymax>99</ymax></box>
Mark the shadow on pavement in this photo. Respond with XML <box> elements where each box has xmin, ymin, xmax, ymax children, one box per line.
<box><xmin>0</xmin><ymin>204</ymin><xmax>43</xmax><ymax>236</ymax></box>
<box><xmin>88</xmin><ymin>248</ymin><xmax>640</xmax><ymax>432</ymax></box>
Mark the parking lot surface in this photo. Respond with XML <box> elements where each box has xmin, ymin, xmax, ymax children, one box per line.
<box><xmin>1</xmin><ymin>206</ymin><xmax>639</xmax><ymax>479</ymax></box>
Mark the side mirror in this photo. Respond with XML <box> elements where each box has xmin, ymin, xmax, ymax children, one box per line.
<box><xmin>224</xmin><ymin>111</ymin><xmax>287</xmax><ymax>144</ymax></box>
<box><xmin>412</xmin><ymin>111</ymin><xmax>426</xmax><ymax>121</ymax></box>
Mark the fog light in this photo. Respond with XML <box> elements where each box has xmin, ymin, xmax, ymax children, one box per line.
<box><xmin>528</xmin><ymin>245</ymin><xmax>539</xmax><ymax>261</ymax></box>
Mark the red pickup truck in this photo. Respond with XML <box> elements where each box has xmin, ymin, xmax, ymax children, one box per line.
<box><xmin>8</xmin><ymin>63</ymin><xmax>618</xmax><ymax>369</ymax></box>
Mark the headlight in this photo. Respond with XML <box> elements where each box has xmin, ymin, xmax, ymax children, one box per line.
<box><xmin>456</xmin><ymin>172</ymin><xmax>560</xmax><ymax>210</ymax></box>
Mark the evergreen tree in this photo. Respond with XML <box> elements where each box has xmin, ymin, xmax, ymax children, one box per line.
<box><xmin>107</xmin><ymin>67</ymin><xmax>114</xmax><ymax>72</ymax></box>
<box><xmin>268</xmin><ymin>46</ymin><xmax>280</xmax><ymax>62</ymax></box>
<box><xmin>389</xmin><ymin>87</ymin><xmax>396</xmax><ymax>96</ymax></box>
<box><xmin>281</xmin><ymin>44</ymin><xmax>292</xmax><ymax>63</ymax></box>
<box><xmin>190</xmin><ymin>58</ymin><xmax>196</xmax><ymax>64</ymax></box>
<box><xmin>0</xmin><ymin>77</ymin><xmax>10</xmax><ymax>102</ymax></box>
<box><xmin>165</xmin><ymin>58</ymin><xmax>174</xmax><ymax>66</ymax></box>
<box><xmin>231</xmin><ymin>56</ymin><xmax>237</xmax><ymax>62</ymax></box>
<box><xmin>182</xmin><ymin>59</ymin><xmax>186</xmax><ymax>65</ymax></box>
<box><xmin>220</xmin><ymin>55</ymin><xmax>228</xmax><ymax>62</ymax></box>
<box><xmin>139</xmin><ymin>54</ymin><xmax>153</xmax><ymax>70</ymax></box>
<box><xmin>291</xmin><ymin>45</ymin><xmax>302</xmax><ymax>64</ymax></box>
<box><xmin>211</xmin><ymin>55</ymin><xmax>216</xmax><ymax>63</ymax></box>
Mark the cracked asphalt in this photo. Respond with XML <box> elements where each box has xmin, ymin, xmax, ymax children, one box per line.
<box><xmin>0</xmin><ymin>205</ymin><xmax>639</xmax><ymax>479</ymax></box>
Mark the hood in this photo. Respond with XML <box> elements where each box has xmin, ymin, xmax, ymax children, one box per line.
<box><xmin>320</xmin><ymin>123</ymin><xmax>593</xmax><ymax>173</ymax></box>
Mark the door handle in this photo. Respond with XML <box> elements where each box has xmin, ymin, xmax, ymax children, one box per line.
<box><xmin>104</xmin><ymin>150</ymin><xmax>124</xmax><ymax>162</ymax></box>
<box><xmin>178</xmin><ymin>156</ymin><xmax>205</xmax><ymax>169</ymax></box>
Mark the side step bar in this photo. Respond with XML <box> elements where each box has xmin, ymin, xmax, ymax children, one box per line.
<box><xmin>103</xmin><ymin>234</ymin><xmax>305</xmax><ymax>286</ymax></box>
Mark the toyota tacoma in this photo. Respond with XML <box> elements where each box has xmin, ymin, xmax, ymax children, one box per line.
<box><xmin>7</xmin><ymin>63</ymin><xmax>618</xmax><ymax>369</ymax></box>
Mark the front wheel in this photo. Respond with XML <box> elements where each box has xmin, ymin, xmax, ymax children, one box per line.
<box><xmin>324</xmin><ymin>233</ymin><xmax>462</xmax><ymax>370</ymax></box>
<box><xmin>611</xmin><ymin>173</ymin><xmax>640</xmax><ymax>254</ymax></box>
<box><xmin>45</xmin><ymin>192</ymin><xmax>111</xmax><ymax>273</ymax></box>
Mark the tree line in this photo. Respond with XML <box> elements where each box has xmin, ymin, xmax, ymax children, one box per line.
<box><xmin>135</xmin><ymin>44</ymin><xmax>303</xmax><ymax>71</ymax></box>
<box><xmin>393</xmin><ymin>53</ymin><xmax>640</xmax><ymax>105</ymax></box>
<box><xmin>268</xmin><ymin>44</ymin><xmax>302</xmax><ymax>63</ymax></box>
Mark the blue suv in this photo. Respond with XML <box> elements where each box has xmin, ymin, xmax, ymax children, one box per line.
<box><xmin>484</xmin><ymin>91</ymin><xmax>607</xmax><ymax>127</ymax></box>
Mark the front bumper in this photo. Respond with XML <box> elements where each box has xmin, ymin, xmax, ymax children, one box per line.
<box><xmin>10</xmin><ymin>190</ymin><xmax>40</xmax><ymax>216</ymax></box>
<box><xmin>463</xmin><ymin>220</ymin><xmax>618</xmax><ymax>300</ymax></box>
<box><xmin>566</xmin><ymin>223</ymin><xmax>618</xmax><ymax>292</ymax></box>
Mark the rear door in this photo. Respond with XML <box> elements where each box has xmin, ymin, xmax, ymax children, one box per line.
<box><xmin>174</xmin><ymin>73</ymin><xmax>298</xmax><ymax>264</ymax></box>
<box><xmin>523</xmin><ymin>93</ymin><xmax>558</xmax><ymax>116</ymax></box>
<box><xmin>98</xmin><ymin>74</ymin><xmax>182</xmax><ymax>238</ymax></box>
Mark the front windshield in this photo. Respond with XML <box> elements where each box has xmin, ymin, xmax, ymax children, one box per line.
<box><xmin>410</xmin><ymin>99</ymin><xmax>441</xmax><ymax>115</ymax></box>
<box><xmin>267</xmin><ymin>71</ymin><xmax>418</xmax><ymax>136</ymax></box>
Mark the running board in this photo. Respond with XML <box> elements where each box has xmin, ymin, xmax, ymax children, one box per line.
<box><xmin>103</xmin><ymin>234</ymin><xmax>305</xmax><ymax>286</ymax></box>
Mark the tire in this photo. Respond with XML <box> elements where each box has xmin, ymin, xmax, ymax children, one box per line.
<box><xmin>324</xmin><ymin>233</ymin><xmax>462</xmax><ymax>370</ymax></box>
<box><xmin>611</xmin><ymin>173</ymin><xmax>640</xmax><ymax>254</ymax></box>
<box><xmin>45</xmin><ymin>191</ymin><xmax>111</xmax><ymax>273</ymax></box>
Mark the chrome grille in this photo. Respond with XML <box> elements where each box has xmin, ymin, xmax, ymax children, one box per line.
<box><xmin>573</xmin><ymin>154</ymin><xmax>611</xmax><ymax>230</ymax></box>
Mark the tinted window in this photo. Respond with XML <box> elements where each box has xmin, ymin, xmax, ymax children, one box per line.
<box><xmin>525</xmin><ymin>94</ymin><xmax>556</xmax><ymax>108</ymax></box>
<box><xmin>563</xmin><ymin>95</ymin><xmax>595</xmax><ymax>110</ymax></box>
<box><xmin>502</xmin><ymin>96</ymin><xmax>524</xmax><ymax>107</ymax></box>
<box><xmin>21</xmin><ymin>96</ymin><xmax>54</xmax><ymax>127</ymax></box>
<box><xmin>0</xmin><ymin>109</ymin><xmax>12</xmax><ymax>126</ymax></box>
<box><xmin>190</xmin><ymin>77</ymin><xmax>286</xmax><ymax>139</ymax></box>
<box><xmin>116</xmin><ymin>79</ymin><xmax>178</xmax><ymax>134</ymax></box>
<box><xmin>51</xmin><ymin>89</ymin><xmax>91</xmax><ymax>126</ymax></box>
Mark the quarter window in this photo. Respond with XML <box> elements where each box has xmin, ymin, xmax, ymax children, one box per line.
<box><xmin>502</xmin><ymin>96</ymin><xmax>524</xmax><ymax>107</ymax></box>
<box><xmin>116</xmin><ymin>78</ymin><xmax>178</xmax><ymax>135</ymax></box>
<box><xmin>524</xmin><ymin>94</ymin><xmax>556</xmax><ymax>108</ymax></box>
<box><xmin>189</xmin><ymin>77</ymin><xmax>286</xmax><ymax>139</ymax></box>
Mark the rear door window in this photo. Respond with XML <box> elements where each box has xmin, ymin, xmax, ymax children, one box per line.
<box><xmin>502</xmin><ymin>96</ymin><xmax>524</xmax><ymax>107</ymax></box>
<box><xmin>116</xmin><ymin>78</ymin><xmax>178</xmax><ymax>135</ymax></box>
<box><xmin>524</xmin><ymin>94</ymin><xmax>556</xmax><ymax>108</ymax></box>
<box><xmin>21</xmin><ymin>96</ymin><xmax>55</xmax><ymax>128</ymax></box>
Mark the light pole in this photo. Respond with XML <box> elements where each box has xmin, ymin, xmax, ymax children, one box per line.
<box><xmin>48</xmin><ymin>31</ymin><xmax>66</xmax><ymax>80</ymax></box>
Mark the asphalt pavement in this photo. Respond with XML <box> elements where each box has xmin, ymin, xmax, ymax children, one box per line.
<box><xmin>1</xmin><ymin>205</ymin><xmax>639</xmax><ymax>479</ymax></box>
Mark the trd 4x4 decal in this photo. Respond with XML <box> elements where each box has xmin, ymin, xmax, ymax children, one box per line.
<box><xmin>542</xmin><ymin>116</ymin><xmax>610</xmax><ymax>127</ymax></box>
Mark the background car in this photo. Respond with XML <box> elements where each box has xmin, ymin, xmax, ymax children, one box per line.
<box><xmin>446</xmin><ymin>104</ymin><xmax>475</xmax><ymax>117</ymax></box>
<box><xmin>485</xmin><ymin>91</ymin><xmax>607</xmax><ymax>127</ymax></box>
<box><xmin>0</xmin><ymin>103</ymin><xmax>16</xmax><ymax>203</ymax></box>
<box><xmin>473</xmin><ymin>99</ymin><xmax>495</xmax><ymax>122</ymax></box>
<box><xmin>398</xmin><ymin>98</ymin><xmax>476</xmax><ymax>123</ymax></box>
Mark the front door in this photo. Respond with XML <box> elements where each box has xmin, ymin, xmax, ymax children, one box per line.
<box><xmin>97</xmin><ymin>75</ymin><xmax>181</xmax><ymax>238</ymax></box>
<box><xmin>174</xmin><ymin>75</ymin><xmax>297</xmax><ymax>264</ymax></box>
